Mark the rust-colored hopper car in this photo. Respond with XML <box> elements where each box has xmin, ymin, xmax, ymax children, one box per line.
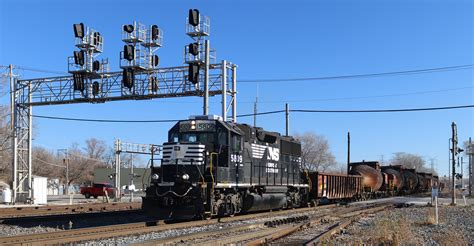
<box><xmin>305</xmin><ymin>172</ymin><xmax>363</xmax><ymax>205</ymax></box>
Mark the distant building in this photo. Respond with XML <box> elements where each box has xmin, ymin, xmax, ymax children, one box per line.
<box><xmin>47</xmin><ymin>178</ymin><xmax>61</xmax><ymax>195</ymax></box>
<box><xmin>93</xmin><ymin>168</ymin><xmax>151</xmax><ymax>191</ymax></box>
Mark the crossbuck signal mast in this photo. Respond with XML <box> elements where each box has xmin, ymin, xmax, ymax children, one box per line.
<box><xmin>10</xmin><ymin>10</ymin><xmax>237</xmax><ymax>203</ymax></box>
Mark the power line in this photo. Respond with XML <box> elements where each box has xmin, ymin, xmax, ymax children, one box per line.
<box><xmin>15</xmin><ymin>66</ymin><xmax>69</xmax><ymax>76</ymax></box>
<box><xmin>247</xmin><ymin>86</ymin><xmax>474</xmax><ymax>104</ymax></box>
<box><xmin>290</xmin><ymin>105</ymin><xmax>474</xmax><ymax>113</ymax></box>
<box><xmin>237</xmin><ymin>110</ymin><xmax>285</xmax><ymax>118</ymax></box>
<box><xmin>239</xmin><ymin>64</ymin><xmax>473</xmax><ymax>83</ymax></box>
<box><xmin>31</xmin><ymin>115</ymin><xmax>180</xmax><ymax>123</ymax></box>
<box><xmin>66</xmin><ymin>151</ymin><xmax>108</xmax><ymax>164</ymax></box>
<box><xmin>30</xmin><ymin>104</ymin><xmax>474</xmax><ymax>123</ymax></box>
<box><xmin>34</xmin><ymin>157</ymin><xmax>66</xmax><ymax>168</ymax></box>
<box><xmin>4</xmin><ymin>64</ymin><xmax>473</xmax><ymax>81</ymax></box>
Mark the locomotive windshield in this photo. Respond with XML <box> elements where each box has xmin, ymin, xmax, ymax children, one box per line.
<box><xmin>168</xmin><ymin>120</ymin><xmax>219</xmax><ymax>145</ymax></box>
<box><xmin>180</xmin><ymin>132</ymin><xmax>215</xmax><ymax>144</ymax></box>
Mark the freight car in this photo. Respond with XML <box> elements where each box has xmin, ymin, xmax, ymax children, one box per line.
<box><xmin>401</xmin><ymin>168</ymin><xmax>419</xmax><ymax>193</ymax></box>
<box><xmin>348</xmin><ymin>161</ymin><xmax>383</xmax><ymax>199</ymax></box>
<box><xmin>381</xmin><ymin>165</ymin><xmax>404</xmax><ymax>195</ymax></box>
<box><xmin>142</xmin><ymin>115</ymin><xmax>308</xmax><ymax>219</ymax></box>
<box><xmin>303</xmin><ymin>172</ymin><xmax>363</xmax><ymax>205</ymax></box>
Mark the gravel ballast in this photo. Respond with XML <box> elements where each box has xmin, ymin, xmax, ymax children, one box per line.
<box><xmin>330</xmin><ymin>205</ymin><xmax>473</xmax><ymax>245</ymax></box>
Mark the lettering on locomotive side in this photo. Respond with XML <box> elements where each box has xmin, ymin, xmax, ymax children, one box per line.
<box><xmin>267</xmin><ymin>147</ymin><xmax>280</xmax><ymax>162</ymax></box>
<box><xmin>266</xmin><ymin>162</ymin><xmax>278</xmax><ymax>173</ymax></box>
<box><xmin>231</xmin><ymin>154</ymin><xmax>243</xmax><ymax>163</ymax></box>
<box><xmin>251</xmin><ymin>143</ymin><xmax>280</xmax><ymax>161</ymax></box>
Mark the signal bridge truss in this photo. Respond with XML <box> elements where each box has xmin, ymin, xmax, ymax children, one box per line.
<box><xmin>12</xmin><ymin>61</ymin><xmax>237</xmax><ymax>203</ymax></box>
<box><xmin>114</xmin><ymin>139</ymin><xmax>162</xmax><ymax>200</ymax></box>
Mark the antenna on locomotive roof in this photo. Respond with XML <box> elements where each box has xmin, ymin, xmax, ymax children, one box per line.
<box><xmin>285</xmin><ymin>103</ymin><xmax>289</xmax><ymax>136</ymax></box>
<box><xmin>254</xmin><ymin>83</ymin><xmax>259</xmax><ymax>127</ymax></box>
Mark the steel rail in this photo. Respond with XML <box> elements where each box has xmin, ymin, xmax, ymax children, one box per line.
<box><xmin>0</xmin><ymin>205</ymin><xmax>336</xmax><ymax>245</ymax></box>
<box><xmin>244</xmin><ymin>203</ymin><xmax>392</xmax><ymax>246</ymax></box>
<box><xmin>0</xmin><ymin>202</ymin><xmax>141</xmax><ymax>219</ymax></box>
<box><xmin>0</xmin><ymin>205</ymin><xmax>334</xmax><ymax>245</ymax></box>
<box><xmin>304</xmin><ymin>204</ymin><xmax>391</xmax><ymax>245</ymax></box>
<box><xmin>138</xmin><ymin>204</ymin><xmax>360</xmax><ymax>246</ymax></box>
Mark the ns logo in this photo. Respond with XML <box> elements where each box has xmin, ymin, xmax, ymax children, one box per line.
<box><xmin>266</xmin><ymin>147</ymin><xmax>280</xmax><ymax>162</ymax></box>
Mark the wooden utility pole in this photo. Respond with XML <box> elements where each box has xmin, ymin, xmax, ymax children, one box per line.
<box><xmin>469</xmin><ymin>137</ymin><xmax>472</xmax><ymax>197</ymax></box>
<box><xmin>451</xmin><ymin>122</ymin><xmax>457</xmax><ymax>205</ymax></box>
<box><xmin>347</xmin><ymin>131</ymin><xmax>351</xmax><ymax>174</ymax></box>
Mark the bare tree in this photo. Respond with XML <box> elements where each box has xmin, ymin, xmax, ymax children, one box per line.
<box><xmin>326</xmin><ymin>162</ymin><xmax>348</xmax><ymax>174</ymax></box>
<box><xmin>66</xmin><ymin>139</ymin><xmax>108</xmax><ymax>186</ymax></box>
<box><xmin>390</xmin><ymin>152</ymin><xmax>430</xmax><ymax>172</ymax></box>
<box><xmin>0</xmin><ymin>105</ymin><xmax>12</xmax><ymax>183</ymax></box>
<box><xmin>84</xmin><ymin>138</ymin><xmax>107</xmax><ymax>160</ymax></box>
<box><xmin>294</xmin><ymin>132</ymin><xmax>336</xmax><ymax>172</ymax></box>
<box><xmin>463</xmin><ymin>140</ymin><xmax>472</xmax><ymax>156</ymax></box>
<box><xmin>32</xmin><ymin>147</ymin><xmax>62</xmax><ymax>178</ymax></box>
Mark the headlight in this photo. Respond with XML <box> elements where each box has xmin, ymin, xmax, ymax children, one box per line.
<box><xmin>182</xmin><ymin>174</ymin><xmax>190</xmax><ymax>180</ymax></box>
<box><xmin>152</xmin><ymin>174</ymin><xmax>159</xmax><ymax>180</ymax></box>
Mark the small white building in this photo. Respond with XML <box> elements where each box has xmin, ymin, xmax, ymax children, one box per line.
<box><xmin>32</xmin><ymin>176</ymin><xmax>48</xmax><ymax>205</ymax></box>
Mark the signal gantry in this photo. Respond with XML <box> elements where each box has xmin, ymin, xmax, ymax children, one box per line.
<box><xmin>10</xmin><ymin>10</ymin><xmax>237</xmax><ymax>204</ymax></box>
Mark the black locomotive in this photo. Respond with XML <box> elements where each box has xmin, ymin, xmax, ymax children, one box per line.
<box><xmin>142</xmin><ymin>115</ymin><xmax>307</xmax><ymax>218</ymax></box>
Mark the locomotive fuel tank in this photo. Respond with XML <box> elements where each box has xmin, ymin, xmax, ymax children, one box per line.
<box><xmin>349</xmin><ymin>161</ymin><xmax>383</xmax><ymax>192</ymax></box>
<box><xmin>241</xmin><ymin>192</ymin><xmax>287</xmax><ymax>212</ymax></box>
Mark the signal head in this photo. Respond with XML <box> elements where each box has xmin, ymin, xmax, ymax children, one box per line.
<box><xmin>123</xmin><ymin>45</ymin><xmax>135</xmax><ymax>61</ymax></box>
<box><xmin>151</xmin><ymin>25</ymin><xmax>160</xmax><ymax>40</ymax></box>
<box><xmin>153</xmin><ymin>55</ymin><xmax>159</xmax><ymax>67</ymax></box>
<box><xmin>123</xmin><ymin>24</ymin><xmax>134</xmax><ymax>33</ymax></box>
<box><xmin>189</xmin><ymin>43</ymin><xmax>199</xmax><ymax>56</ymax></box>
<box><xmin>122</xmin><ymin>69</ymin><xmax>135</xmax><ymax>89</ymax></box>
<box><xmin>73</xmin><ymin>51</ymin><xmax>85</xmax><ymax>66</ymax></box>
<box><xmin>92</xmin><ymin>60</ymin><xmax>100</xmax><ymax>71</ymax></box>
<box><xmin>73</xmin><ymin>74</ymin><xmax>85</xmax><ymax>92</ymax></box>
<box><xmin>73</xmin><ymin>23</ymin><xmax>85</xmax><ymax>38</ymax></box>
<box><xmin>188</xmin><ymin>9</ymin><xmax>200</xmax><ymax>27</ymax></box>
<box><xmin>92</xmin><ymin>81</ymin><xmax>100</xmax><ymax>96</ymax></box>
<box><xmin>188</xmin><ymin>64</ymin><xmax>200</xmax><ymax>84</ymax></box>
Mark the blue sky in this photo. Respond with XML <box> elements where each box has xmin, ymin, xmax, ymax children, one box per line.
<box><xmin>1</xmin><ymin>0</ymin><xmax>473</xmax><ymax>176</ymax></box>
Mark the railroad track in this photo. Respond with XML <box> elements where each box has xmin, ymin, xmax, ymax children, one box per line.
<box><xmin>248</xmin><ymin>203</ymin><xmax>392</xmax><ymax>245</ymax></box>
<box><xmin>135</xmin><ymin>203</ymin><xmax>390</xmax><ymax>245</ymax></box>
<box><xmin>132</xmin><ymin>203</ymin><xmax>391</xmax><ymax>245</ymax></box>
<box><xmin>0</xmin><ymin>202</ymin><xmax>141</xmax><ymax>219</ymax></box>
<box><xmin>0</xmin><ymin>205</ymin><xmax>336</xmax><ymax>245</ymax></box>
